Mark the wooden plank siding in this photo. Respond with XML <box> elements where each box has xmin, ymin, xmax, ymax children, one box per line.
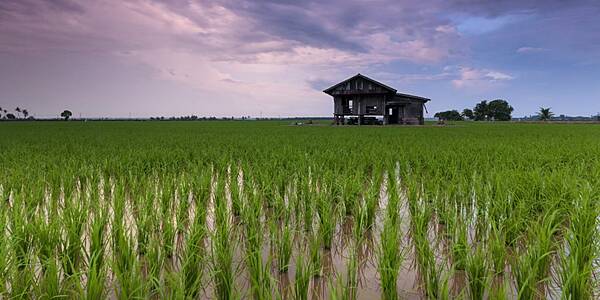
<box><xmin>324</xmin><ymin>74</ymin><xmax>430</xmax><ymax>125</ymax></box>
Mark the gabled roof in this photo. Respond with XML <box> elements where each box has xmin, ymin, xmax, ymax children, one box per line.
<box><xmin>323</xmin><ymin>73</ymin><xmax>397</xmax><ymax>95</ymax></box>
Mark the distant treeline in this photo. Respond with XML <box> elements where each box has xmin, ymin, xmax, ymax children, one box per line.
<box><xmin>435</xmin><ymin>100</ymin><xmax>600</xmax><ymax>122</ymax></box>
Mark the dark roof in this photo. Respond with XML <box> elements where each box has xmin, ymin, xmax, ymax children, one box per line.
<box><xmin>323</xmin><ymin>73</ymin><xmax>397</xmax><ymax>94</ymax></box>
<box><xmin>395</xmin><ymin>92</ymin><xmax>430</xmax><ymax>102</ymax></box>
<box><xmin>323</xmin><ymin>74</ymin><xmax>430</xmax><ymax>102</ymax></box>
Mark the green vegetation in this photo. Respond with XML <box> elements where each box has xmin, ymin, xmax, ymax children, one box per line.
<box><xmin>0</xmin><ymin>120</ymin><xmax>598</xmax><ymax>299</ymax></box>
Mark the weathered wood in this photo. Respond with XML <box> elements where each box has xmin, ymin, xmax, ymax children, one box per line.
<box><xmin>323</xmin><ymin>74</ymin><xmax>430</xmax><ymax>125</ymax></box>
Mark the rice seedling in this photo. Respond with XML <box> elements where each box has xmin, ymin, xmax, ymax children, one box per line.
<box><xmin>378</xmin><ymin>211</ymin><xmax>403</xmax><ymax>299</ymax></box>
<box><xmin>293</xmin><ymin>253</ymin><xmax>311</xmax><ymax>300</ymax></box>
<box><xmin>211</xmin><ymin>175</ymin><xmax>236</xmax><ymax>300</ymax></box>
<box><xmin>465</xmin><ymin>244</ymin><xmax>488</xmax><ymax>300</ymax></box>
<box><xmin>316</xmin><ymin>182</ymin><xmax>336</xmax><ymax>250</ymax></box>
<box><xmin>1</xmin><ymin>120</ymin><xmax>599</xmax><ymax>299</ymax></box>
<box><xmin>274</xmin><ymin>217</ymin><xmax>293</xmax><ymax>273</ymax></box>
<box><xmin>488</xmin><ymin>222</ymin><xmax>507</xmax><ymax>276</ymax></box>
<box><xmin>179</xmin><ymin>200</ymin><xmax>207</xmax><ymax>299</ymax></box>
<box><xmin>559</xmin><ymin>184</ymin><xmax>598</xmax><ymax>300</ymax></box>
<box><xmin>308</xmin><ymin>227</ymin><xmax>323</xmax><ymax>277</ymax></box>
<box><xmin>378</xmin><ymin>171</ymin><xmax>403</xmax><ymax>300</ymax></box>
<box><xmin>346</xmin><ymin>240</ymin><xmax>359</xmax><ymax>300</ymax></box>
<box><xmin>512</xmin><ymin>211</ymin><xmax>562</xmax><ymax>300</ymax></box>
<box><xmin>85</xmin><ymin>209</ymin><xmax>108</xmax><ymax>299</ymax></box>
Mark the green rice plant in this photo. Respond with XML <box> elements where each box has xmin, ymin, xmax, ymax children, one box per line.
<box><xmin>229</xmin><ymin>164</ymin><xmax>242</xmax><ymax>217</ymax></box>
<box><xmin>488</xmin><ymin>277</ymin><xmax>509</xmax><ymax>300</ymax></box>
<box><xmin>161</xmin><ymin>193</ymin><xmax>177</xmax><ymax>258</ymax></box>
<box><xmin>327</xmin><ymin>276</ymin><xmax>346</xmax><ymax>300</ymax></box>
<box><xmin>36</xmin><ymin>256</ymin><xmax>63</xmax><ymax>299</ymax></box>
<box><xmin>242</xmin><ymin>189</ymin><xmax>274</xmax><ymax>299</ymax></box>
<box><xmin>301</xmin><ymin>179</ymin><xmax>315</xmax><ymax>233</ymax></box>
<box><xmin>85</xmin><ymin>210</ymin><xmax>108</xmax><ymax>299</ymax></box>
<box><xmin>145</xmin><ymin>233</ymin><xmax>165</xmax><ymax>296</ymax></box>
<box><xmin>512</xmin><ymin>211</ymin><xmax>561</xmax><ymax>300</ymax></box>
<box><xmin>378</xmin><ymin>176</ymin><xmax>403</xmax><ymax>300</ymax></box>
<box><xmin>275</xmin><ymin>219</ymin><xmax>293</xmax><ymax>273</ymax></box>
<box><xmin>465</xmin><ymin>244</ymin><xmax>488</xmax><ymax>300</ymax></box>
<box><xmin>415</xmin><ymin>239</ymin><xmax>440</xmax><ymax>299</ymax></box>
<box><xmin>363</xmin><ymin>173</ymin><xmax>382</xmax><ymax>231</ymax></box>
<box><xmin>293</xmin><ymin>252</ymin><xmax>311</xmax><ymax>300</ymax></box>
<box><xmin>512</xmin><ymin>247</ymin><xmax>538</xmax><ymax>300</ymax></box>
<box><xmin>559</xmin><ymin>185</ymin><xmax>598</xmax><ymax>300</ymax></box>
<box><xmin>316</xmin><ymin>182</ymin><xmax>336</xmax><ymax>250</ymax></box>
<box><xmin>488</xmin><ymin>222</ymin><xmax>507</xmax><ymax>276</ymax></box>
<box><xmin>175</xmin><ymin>178</ymin><xmax>191</xmax><ymax>234</ymax></box>
<box><xmin>245</xmin><ymin>248</ymin><xmax>274</xmax><ymax>300</ymax></box>
<box><xmin>377</xmin><ymin>213</ymin><xmax>403</xmax><ymax>300</ymax></box>
<box><xmin>179</xmin><ymin>204</ymin><xmax>207</xmax><ymax>299</ymax></box>
<box><xmin>112</xmin><ymin>221</ymin><xmax>146</xmax><ymax>299</ymax></box>
<box><xmin>211</xmin><ymin>175</ymin><xmax>236</xmax><ymax>300</ymax></box>
<box><xmin>2</xmin><ymin>116</ymin><xmax>600</xmax><ymax>298</ymax></box>
<box><xmin>341</xmin><ymin>172</ymin><xmax>362</xmax><ymax>216</ymax></box>
<box><xmin>451</xmin><ymin>215</ymin><xmax>469</xmax><ymax>271</ymax></box>
<box><xmin>409</xmin><ymin>184</ymin><xmax>440</xmax><ymax>299</ymax></box>
<box><xmin>346</xmin><ymin>241</ymin><xmax>359</xmax><ymax>300</ymax></box>
<box><xmin>308</xmin><ymin>229</ymin><xmax>323</xmax><ymax>277</ymax></box>
<box><xmin>0</xmin><ymin>231</ymin><xmax>9</xmax><ymax>296</ymax></box>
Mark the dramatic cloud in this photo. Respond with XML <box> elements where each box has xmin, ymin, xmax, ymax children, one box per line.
<box><xmin>0</xmin><ymin>0</ymin><xmax>599</xmax><ymax>117</ymax></box>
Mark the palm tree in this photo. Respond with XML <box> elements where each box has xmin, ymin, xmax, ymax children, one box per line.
<box><xmin>538</xmin><ymin>107</ymin><xmax>554</xmax><ymax>121</ymax></box>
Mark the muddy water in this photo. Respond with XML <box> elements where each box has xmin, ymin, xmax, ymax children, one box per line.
<box><xmin>148</xmin><ymin>169</ymin><xmax>592</xmax><ymax>300</ymax></box>
<box><xmin>200</xmin><ymin>174</ymin><xmax>428</xmax><ymax>299</ymax></box>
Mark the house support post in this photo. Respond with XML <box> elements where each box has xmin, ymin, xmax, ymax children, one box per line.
<box><xmin>383</xmin><ymin>108</ymin><xmax>388</xmax><ymax>125</ymax></box>
<box><xmin>358</xmin><ymin>115</ymin><xmax>364</xmax><ymax>125</ymax></box>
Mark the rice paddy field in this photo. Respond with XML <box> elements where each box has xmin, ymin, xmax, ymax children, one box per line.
<box><xmin>0</xmin><ymin>120</ymin><xmax>598</xmax><ymax>299</ymax></box>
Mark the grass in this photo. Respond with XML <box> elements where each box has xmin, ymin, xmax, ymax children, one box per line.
<box><xmin>0</xmin><ymin>120</ymin><xmax>599</xmax><ymax>298</ymax></box>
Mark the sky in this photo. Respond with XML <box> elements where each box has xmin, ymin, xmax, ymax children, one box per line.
<box><xmin>1</xmin><ymin>0</ymin><xmax>599</xmax><ymax>118</ymax></box>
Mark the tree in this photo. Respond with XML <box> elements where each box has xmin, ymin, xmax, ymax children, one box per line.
<box><xmin>15</xmin><ymin>107</ymin><xmax>21</xmax><ymax>119</ymax></box>
<box><xmin>22</xmin><ymin>109</ymin><xmax>29</xmax><ymax>119</ymax></box>
<box><xmin>538</xmin><ymin>107</ymin><xmax>553</xmax><ymax>121</ymax></box>
<box><xmin>487</xmin><ymin>99</ymin><xmax>513</xmax><ymax>121</ymax></box>
<box><xmin>462</xmin><ymin>108</ymin><xmax>474</xmax><ymax>120</ymax></box>
<box><xmin>6</xmin><ymin>113</ymin><xmax>16</xmax><ymax>120</ymax></box>
<box><xmin>473</xmin><ymin>99</ymin><xmax>513</xmax><ymax>121</ymax></box>
<box><xmin>434</xmin><ymin>110</ymin><xmax>464</xmax><ymax>121</ymax></box>
<box><xmin>60</xmin><ymin>110</ymin><xmax>73</xmax><ymax>121</ymax></box>
<box><xmin>473</xmin><ymin>100</ymin><xmax>489</xmax><ymax>121</ymax></box>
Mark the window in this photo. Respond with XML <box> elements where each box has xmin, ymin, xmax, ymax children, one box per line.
<box><xmin>348</xmin><ymin>100</ymin><xmax>354</xmax><ymax>111</ymax></box>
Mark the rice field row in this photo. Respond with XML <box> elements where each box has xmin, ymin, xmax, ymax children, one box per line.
<box><xmin>0</xmin><ymin>121</ymin><xmax>598</xmax><ymax>299</ymax></box>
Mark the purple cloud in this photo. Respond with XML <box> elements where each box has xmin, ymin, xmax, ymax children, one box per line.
<box><xmin>0</xmin><ymin>0</ymin><xmax>599</xmax><ymax>117</ymax></box>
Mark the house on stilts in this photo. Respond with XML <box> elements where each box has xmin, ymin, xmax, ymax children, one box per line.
<box><xmin>323</xmin><ymin>74</ymin><xmax>430</xmax><ymax>125</ymax></box>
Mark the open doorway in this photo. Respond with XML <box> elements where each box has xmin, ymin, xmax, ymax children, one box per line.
<box><xmin>387</xmin><ymin>105</ymin><xmax>404</xmax><ymax>124</ymax></box>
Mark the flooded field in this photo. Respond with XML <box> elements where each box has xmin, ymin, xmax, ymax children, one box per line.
<box><xmin>0</xmin><ymin>121</ymin><xmax>598</xmax><ymax>299</ymax></box>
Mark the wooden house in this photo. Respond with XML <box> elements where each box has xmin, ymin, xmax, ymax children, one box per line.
<box><xmin>323</xmin><ymin>74</ymin><xmax>430</xmax><ymax>125</ymax></box>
